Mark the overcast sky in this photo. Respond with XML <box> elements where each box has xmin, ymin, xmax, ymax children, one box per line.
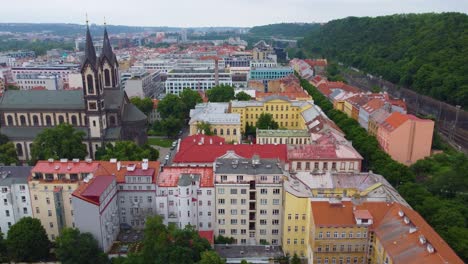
<box><xmin>1</xmin><ymin>0</ymin><xmax>467</xmax><ymax>27</ymax></box>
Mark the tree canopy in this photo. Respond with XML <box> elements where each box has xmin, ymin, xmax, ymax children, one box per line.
<box><xmin>157</xmin><ymin>94</ymin><xmax>186</xmax><ymax>119</ymax></box>
<box><xmin>179</xmin><ymin>89</ymin><xmax>203</xmax><ymax>117</ymax></box>
<box><xmin>196</xmin><ymin>121</ymin><xmax>214</xmax><ymax>136</ymax></box>
<box><xmin>6</xmin><ymin>217</ymin><xmax>50</xmax><ymax>262</ymax></box>
<box><xmin>120</xmin><ymin>215</ymin><xmax>216</xmax><ymax>264</ymax></box>
<box><xmin>235</xmin><ymin>91</ymin><xmax>252</xmax><ymax>101</ymax></box>
<box><xmin>95</xmin><ymin>141</ymin><xmax>159</xmax><ymax>161</ymax></box>
<box><xmin>199</xmin><ymin>251</ymin><xmax>225</xmax><ymax>264</ymax></box>
<box><xmin>160</xmin><ymin>116</ymin><xmax>185</xmax><ymax>138</ymax></box>
<box><xmin>55</xmin><ymin>228</ymin><xmax>107</xmax><ymax>264</ymax></box>
<box><xmin>256</xmin><ymin>113</ymin><xmax>279</xmax><ymax>130</ymax></box>
<box><xmin>30</xmin><ymin>123</ymin><xmax>87</xmax><ymax>164</ymax></box>
<box><xmin>206</xmin><ymin>84</ymin><xmax>235</xmax><ymax>102</ymax></box>
<box><xmin>301</xmin><ymin>13</ymin><xmax>468</xmax><ymax>108</ymax></box>
<box><xmin>0</xmin><ymin>133</ymin><xmax>18</xmax><ymax>165</ymax></box>
<box><xmin>130</xmin><ymin>97</ymin><xmax>154</xmax><ymax>115</ymax></box>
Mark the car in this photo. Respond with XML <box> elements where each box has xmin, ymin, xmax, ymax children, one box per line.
<box><xmin>164</xmin><ymin>154</ymin><xmax>170</xmax><ymax>160</ymax></box>
<box><xmin>172</xmin><ymin>141</ymin><xmax>177</xmax><ymax>147</ymax></box>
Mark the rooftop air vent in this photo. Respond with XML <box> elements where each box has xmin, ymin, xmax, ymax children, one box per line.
<box><xmin>419</xmin><ymin>235</ymin><xmax>426</xmax><ymax>245</ymax></box>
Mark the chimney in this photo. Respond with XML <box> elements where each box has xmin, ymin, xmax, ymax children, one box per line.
<box><xmin>117</xmin><ymin>161</ymin><xmax>121</xmax><ymax>171</ymax></box>
<box><xmin>214</xmin><ymin>58</ymin><xmax>219</xmax><ymax>86</ymax></box>
<box><xmin>142</xmin><ymin>159</ymin><xmax>149</xmax><ymax>170</ymax></box>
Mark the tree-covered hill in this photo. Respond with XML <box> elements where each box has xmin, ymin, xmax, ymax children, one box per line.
<box><xmin>249</xmin><ymin>23</ymin><xmax>318</xmax><ymax>38</ymax></box>
<box><xmin>300</xmin><ymin>13</ymin><xmax>468</xmax><ymax>108</ymax></box>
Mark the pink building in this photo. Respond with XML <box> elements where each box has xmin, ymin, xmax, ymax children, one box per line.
<box><xmin>377</xmin><ymin>112</ymin><xmax>434</xmax><ymax>165</ymax></box>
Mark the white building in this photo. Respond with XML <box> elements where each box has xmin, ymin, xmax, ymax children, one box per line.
<box><xmin>123</xmin><ymin>70</ymin><xmax>163</xmax><ymax>98</ymax></box>
<box><xmin>143</xmin><ymin>59</ymin><xmax>176</xmax><ymax>74</ymax></box>
<box><xmin>11</xmin><ymin>64</ymin><xmax>80</xmax><ymax>85</ymax></box>
<box><xmin>72</xmin><ymin>175</ymin><xmax>119</xmax><ymax>252</ymax></box>
<box><xmin>165</xmin><ymin>69</ymin><xmax>232</xmax><ymax>95</ymax></box>
<box><xmin>0</xmin><ymin>166</ymin><xmax>33</xmax><ymax>235</ymax></box>
<box><xmin>15</xmin><ymin>74</ymin><xmax>64</xmax><ymax>90</ymax></box>
<box><xmin>156</xmin><ymin>167</ymin><xmax>215</xmax><ymax>232</ymax></box>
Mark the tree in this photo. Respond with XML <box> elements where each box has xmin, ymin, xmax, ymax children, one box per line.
<box><xmin>199</xmin><ymin>251</ymin><xmax>225</xmax><ymax>264</ymax></box>
<box><xmin>180</xmin><ymin>89</ymin><xmax>203</xmax><ymax>116</ymax></box>
<box><xmin>6</xmin><ymin>217</ymin><xmax>50</xmax><ymax>262</ymax></box>
<box><xmin>161</xmin><ymin>116</ymin><xmax>184</xmax><ymax>138</ymax></box>
<box><xmin>206</xmin><ymin>84</ymin><xmax>235</xmax><ymax>102</ymax></box>
<box><xmin>130</xmin><ymin>97</ymin><xmax>154</xmax><ymax>115</ymax></box>
<box><xmin>95</xmin><ymin>141</ymin><xmax>159</xmax><ymax>161</ymax></box>
<box><xmin>235</xmin><ymin>91</ymin><xmax>252</xmax><ymax>101</ymax></box>
<box><xmin>214</xmin><ymin>235</ymin><xmax>235</xmax><ymax>244</ymax></box>
<box><xmin>240</xmin><ymin>260</ymin><xmax>251</xmax><ymax>264</ymax></box>
<box><xmin>291</xmin><ymin>253</ymin><xmax>301</xmax><ymax>264</ymax></box>
<box><xmin>0</xmin><ymin>142</ymin><xmax>18</xmax><ymax>165</ymax></box>
<box><xmin>256</xmin><ymin>113</ymin><xmax>279</xmax><ymax>130</ymax></box>
<box><xmin>196</xmin><ymin>121</ymin><xmax>214</xmax><ymax>135</ymax></box>
<box><xmin>0</xmin><ymin>232</ymin><xmax>7</xmax><ymax>263</ymax></box>
<box><xmin>55</xmin><ymin>228</ymin><xmax>107</xmax><ymax>264</ymax></box>
<box><xmin>157</xmin><ymin>94</ymin><xmax>185</xmax><ymax>119</ymax></box>
<box><xmin>30</xmin><ymin>123</ymin><xmax>87</xmax><ymax>163</ymax></box>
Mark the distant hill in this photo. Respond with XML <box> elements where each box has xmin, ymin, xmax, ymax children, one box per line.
<box><xmin>248</xmin><ymin>23</ymin><xmax>318</xmax><ymax>39</ymax></box>
<box><xmin>300</xmin><ymin>13</ymin><xmax>468</xmax><ymax>108</ymax></box>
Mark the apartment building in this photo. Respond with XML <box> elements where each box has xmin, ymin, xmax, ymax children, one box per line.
<box><xmin>0</xmin><ymin>166</ymin><xmax>33</xmax><ymax>235</ymax></box>
<box><xmin>214</xmin><ymin>157</ymin><xmax>283</xmax><ymax>246</ymax></box>
<box><xmin>377</xmin><ymin>112</ymin><xmax>434</xmax><ymax>165</ymax></box>
<box><xmin>249</xmin><ymin>67</ymin><xmax>294</xmax><ymax>81</ymax></box>
<box><xmin>257</xmin><ymin>129</ymin><xmax>311</xmax><ymax>145</ymax></box>
<box><xmin>11</xmin><ymin>64</ymin><xmax>79</xmax><ymax>85</ymax></box>
<box><xmin>123</xmin><ymin>70</ymin><xmax>164</xmax><ymax>98</ymax></box>
<box><xmin>29</xmin><ymin>159</ymin><xmax>102</xmax><ymax>240</ymax></box>
<box><xmin>156</xmin><ymin>167</ymin><xmax>214</xmax><ymax>234</ymax></box>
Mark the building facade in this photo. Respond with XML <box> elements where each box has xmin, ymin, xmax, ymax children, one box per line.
<box><xmin>257</xmin><ymin>129</ymin><xmax>311</xmax><ymax>145</ymax></box>
<box><xmin>249</xmin><ymin>67</ymin><xmax>294</xmax><ymax>81</ymax></box>
<box><xmin>0</xmin><ymin>166</ymin><xmax>33</xmax><ymax>235</ymax></box>
<box><xmin>214</xmin><ymin>157</ymin><xmax>283</xmax><ymax>246</ymax></box>
<box><xmin>15</xmin><ymin>73</ymin><xmax>64</xmax><ymax>91</ymax></box>
<box><xmin>165</xmin><ymin>69</ymin><xmax>232</xmax><ymax>95</ymax></box>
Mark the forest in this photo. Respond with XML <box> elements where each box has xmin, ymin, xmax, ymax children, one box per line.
<box><xmin>248</xmin><ymin>23</ymin><xmax>318</xmax><ymax>39</ymax></box>
<box><xmin>300</xmin><ymin>13</ymin><xmax>468</xmax><ymax>108</ymax></box>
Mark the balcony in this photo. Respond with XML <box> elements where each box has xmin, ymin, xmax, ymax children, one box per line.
<box><xmin>249</xmin><ymin>202</ymin><xmax>256</xmax><ymax>211</ymax></box>
<box><xmin>249</xmin><ymin>212</ymin><xmax>256</xmax><ymax>221</ymax></box>
<box><xmin>249</xmin><ymin>193</ymin><xmax>256</xmax><ymax>200</ymax></box>
<box><xmin>249</xmin><ymin>223</ymin><xmax>255</xmax><ymax>231</ymax></box>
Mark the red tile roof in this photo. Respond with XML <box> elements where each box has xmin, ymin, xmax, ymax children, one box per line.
<box><xmin>158</xmin><ymin>167</ymin><xmax>214</xmax><ymax>187</ymax></box>
<box><xmin>75</xmin><ymin>176</ymin><xmax>115</xmax><ymax>205</ymax></box>
<box><xmin>96</xmin><ymin>161</ymin><xmax>160</xmax><ymax>183</ymax></box>
<box><xmin>353</xmin><ymin>209</ymin><xmax>373</xmax><ymax>220</ymax></box>
<box><xmin>381</xmin><ymin>112</ymin><xmax>410</xmax><ymax>131</ymax></box>
<box><xmin>173</xmin><ymin>142</ymin><xmax>288</xmax><ymax>164</ymax></box>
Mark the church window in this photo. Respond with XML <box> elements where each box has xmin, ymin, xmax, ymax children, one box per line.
<box><xmin>45</xmin><ymin>116</ymin><xmax>52</xmax><ymax>126</ymax></box>
<box><xmin>58</xmin><ymin>116</ymin><xmax>65</xmax><ymax>124</ymax></box>
<box><xmin>71</xmin><ymin>116</ymin><xmax>78</xmax><ymax>126</ymax></box>
<box><xmin>104</xmin><ymin>69</ymin><xmax>111</xmax><ymax>87</ymax></box>
<box><xmin>7</xmin><ymin>115</ymin><xmax>13</xmax><ymax>126</ymax></box>
<box><xmin>32</xmin><ymin>116</ymin><xmax>39</xmax><ymax>126</ymax></box>
<box><xmin>20</xmin><ymin>115</ymin><xmax>26</xmax><ymax>125</ymax></box>
<box><xmin>87</xmin><ymin>74</ymin><xmax>94</xmax><ymax>94</ymax></box>
<box><xmin>16</xmin><ymin>143</ymin><xmax>23</xmax><ymax>156</ymax></box>
<box><xmin>109</xmin><ymin>116</ymin><xmax>116</xmax><ymax>126</ymax></box>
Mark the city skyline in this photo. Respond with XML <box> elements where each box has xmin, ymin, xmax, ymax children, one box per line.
<box><xmin>1</xmin><ymin>0</ymin><xmax>467</xmax><ymax>27</ymax></box>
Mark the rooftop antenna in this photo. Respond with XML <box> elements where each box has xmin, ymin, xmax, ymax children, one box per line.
<box><xmin>86</xmin><ymin>13</ymin><xmax>89</xmax><ymax>27</ymax></box>
<box><xmin>104</xmin><ymin>16</ymin><xmax>107</xmax><ymax>27</ymax></box>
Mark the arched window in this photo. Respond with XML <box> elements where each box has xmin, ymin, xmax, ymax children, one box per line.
<box><xmin>58</xmin><ymin>116</ymin><xmax>65</xmax><ymax>124</ymax></box>
<box><xmin>16</xmin><ymin>143</ymin><xmax>23</xmax><ymax>156</ymax></box>
<box><xmin>233</xmin><ymin>129</ymin><xmax>237</xmax><ymax>135</ymax></box>
<box><xmin>20</xmin><ymin>115</ymin><xmax>26</xmax><ymax>125</ymax></box>
<box><xmin>104</xmin><ymin>69</ymin><xmax>111</xmax><ymax>87</ymax></box>
<box><xmin>7</xmin><ymin>115</ymin><xmax>13</xmax><ymax>126</ymax></box>
<box><xmin>220</xmin><ymin>129</ymin><xmax>224</xmax><ymax>135</ymax></box>
<box><xmin>109</xmin><ymin>116</ymin><xmax>116</xmax><ymax>126</ymax></box>
<box><xmin>32</xmin><ymin>116</ymin><xmax>39</xmax><ymax>126</ymax></box>
<box><xmin>226</xmin><ymin>129</ymin><xmax>230</xmax><ymax>135</ymax></box>
<box><xmin>213</xmin><ymin>128</ymin><xmax>217</xmax><ymax>135</ymax></box>
<box><xmin>87</xmin><ymin>74</ymin><xmax>94</xmax><ymax>94</ymax></box>
<box><xmin>71</xmin><ymin>116</ymin><xmax>78</xmax><ymax>126</ymax></box>
<box><xmin>45</xmin><ymin>116</ymin><xmax>52</xmax><ymax>126</ymax></box>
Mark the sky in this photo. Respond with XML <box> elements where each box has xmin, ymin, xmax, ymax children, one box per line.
<box><xmin>1</xmin><ymin>0</ymin><xmax>467</xmax><ymax>27</ymax></box>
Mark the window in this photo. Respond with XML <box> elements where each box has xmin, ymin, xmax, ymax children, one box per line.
<box><xmin>260</xmin><ymin>199</ymin><xmax>267</xmax><ymax>205</ymax></box>
<box><xmin>260</xmin><ymin>209</ymin><xmax>267</xmax><ymax>215</ymax></box>
<box><xmin>260</xmin><ymin>188</ymin><xmax>267</xmax><ymax>194</ymax></box>
<box><xmin>241</xmin><ymin>199</ymin><xmax>246</xmax><ymax>205</ymax></box>
<box><xmin>273</xmin><ymin>188</ymin><xmax>280</xmax><ymax>194</ymax></box>
<box><xmin>288</xmin><ymin>214</ymin><xmax>291</xmax><ymax>220</ymax></box>
<box><xmin>218</xmin><ymin>199</ymin><xmax>225</xmax><ymax>204</ymax></box>
<box><xmin>7</xmin><ymin>115</ymin><xmax>13</xmax><ymax>125</ymax></box>
<box><xmin>36</xmin><ymin>207</ymin><xmax>40</xmax><ymax>214</ymax></box>
<box><xmin>20</xmin><ymin>115</ymin><xmax>26</xmax><ymax>125</ymax></box>
<box><xmin>233</xmin><ymin>129</ymin><xmax>237</xmax><ymax>135</ymax></box>
<box><xmin>326</xmin><ymin>231</ymin><xmax>330</xmax><ymax>238</ymax></box>
<box><xmin>319</xmin><ymin>232</ymin><xmax>323</xmax><ymax>238</ymax></box>
<box><xmin>218</xmin><ymin>188</ymin><xmax>224</xmax><ymax>194</ymax></box>
<box><xmin>16</xmin><ymin>143</ymin><xmax>23</xmax><ymax>156</ymax></box>
<box><xmin>273</xmin><ymin>209</ymin><xmax>279</xmax><ymax>215</ymax></box>
<box><xmin>58</xmin><ymin>116</ymin><xmax>65</xmax><ymax>124</ymax></box>
<box><xmin>349</xmin><ymin>232</ymin><xmax>353</xmax><ymax>238</ymax></box>
<box><xmin>220</xmin><ymin>129</ymin><xmax>224</xmax><ymax>135</ymax></box>
<box><xmin>147</xmin><ymin>196</ymin><xmax>152</xmax><ymax>203</ymax></box>
<box><xmin>236</xmin><ymin>176</ymin><xmax>243</xmax><ymax>183</ymax></box>
<box><xmin>260</xmin><ymin>219</ymin><xmax>267</xmax><ymax>225</ymax></box>
<box><xmin>273</xmin><ymin>199</ymin><xmax>280</xmax><ymax>205</ymax></box>
<box><xmin>46</xmin><ymin>197</ymin><xmax>50</xmax><ymax>205</ymax></box>
<box><xmin>218</xmin><ymin>209</ymin><xmax>225</xmax><ymax>215</ymax></box>
<box><xmin>272</xmin><ymin>220</ymin><xmax>279</xmax><ymax>225</ymax></box>
<box><xmin>230</xmin><ymin>209</ymin><xmax>237</xmax><ymax>215</ymax></box>
<box><xmin>221</xmin><ymin>175</ymin><xmax>227</xmax><ymax>182</ymax></box>
<box><xmin>226</xmin><ymin>129</ymin><xmax>230</xmax><ymax>135</ymax></box>
<box><xmin>231</xmin><ymin>219</ymin><xmax>237</xmax><ymax>225</ymax></box>
<box><xmin>49</xmin><ymin>222</ymin><xmax>54</xmax><ymax>228</ymax></box>
<box><xmin>230</xmin><ymin>189</ymin><xmax>237</xmax><ymax>194</ymax></box>
<box><xmin>334</xmin><ymin>231</ymin><xmax>338</xmax><ymax>238</ymax></box>
<box><xmin>87</xmin><ymin>74</ymin><xmax>94</xmax><ymax>94</ymax></box>
<box><xmin>341</xmin><ymin>231</ymin><xmax>346</xmax><ymax>238</ymax></box>
<box><xmin>294</xmin><ymin>226</ymin><xmax>298</xmax><ymax>232</ymax></box>
<box><xmin>104</xmin><ymin>69</ymin><xmax>111</xmax><ymax>87</ymax></box>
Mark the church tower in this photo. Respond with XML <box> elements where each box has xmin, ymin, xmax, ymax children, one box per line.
<box><xmin>81</xmin><ymin>22</ymin><xmax>107</xmax><ymax>149</ymax></box>
<box><xmin>98</xmin><ymin>24</ymin><xmax>119</xmax><ymax>90</ymax></box>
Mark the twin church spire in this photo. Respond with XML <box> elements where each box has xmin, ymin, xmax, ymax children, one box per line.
<box><xmin>81</xmin><ymin>20</ymin><xmax>117</xmax><ymax>73</ymax></box>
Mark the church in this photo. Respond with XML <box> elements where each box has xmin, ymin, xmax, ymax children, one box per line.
<box><xmin>0</xmin><ymin>25</ymin><xmax>147</xmax><ymax>161</ymax></box>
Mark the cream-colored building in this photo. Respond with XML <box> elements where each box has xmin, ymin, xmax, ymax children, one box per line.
<box><xmin>189</xmin><ymin>103</ymin><xmax>241</xmax><ymax>143</ymax></box>
<box><xmin>257</xmin><ymin>129</ymin><xmax>311</xmax><ymax>145</ymax></box>
<box><xmin>29</xmin><ymin>160</ymin><xmax>101</xmax><ymax>240</ymax></box>
<box><xmin>214</xmin><ymin>157</ymin><xmax>283</xmax><ymax>246</ymax></box>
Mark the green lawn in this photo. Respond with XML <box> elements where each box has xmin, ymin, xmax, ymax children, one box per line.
<box><xmin>147</xmin><ymin>138</ymin><xmax>173</xmax><ymax>148</ymax></box>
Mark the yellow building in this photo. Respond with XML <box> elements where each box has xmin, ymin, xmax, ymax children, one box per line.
<box><xmin>230</xmin><ymin>96</ymin><xmax>313</xmax><ymax>132</ymax></box>
<box><xmin>29</xmin><ymin>160</ymin><xmax>101</xmax><ymax>240</ymax></box>
<box><xmin>282</xmin><ymin>191</ymin><xmax>310</xmax><ymax>258</ymax></box>
<box><xmin>188</xmin><ymin>102</ymin><xmax>241</xmax><ymax>143</ymax></box>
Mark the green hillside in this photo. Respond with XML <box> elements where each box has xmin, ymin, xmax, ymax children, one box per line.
<box><xmin>300</xmin><ymin>13</ymin><xmax>468</xmax><ymax>108</ymax></box>
<box><xmin>249</xmin><ymin>23</ymin><xmax>318</xmax><ymax>38</ymax></box>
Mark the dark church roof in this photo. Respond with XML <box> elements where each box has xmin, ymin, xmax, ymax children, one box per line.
<box><xmin>99</xmin><ymin>28</ymin><xmax>116</xmax><ymax>66</ymax></box>
<box><xmin>0</xmin><ymin>126</ymin><xmax>89</xmax><ymax>140</ymax></box>
<box><xmin>0</xmin><ymin>90</ymin><xmax>85</xmax><ymax>110</ymax></box>
<box><xmin>123</xmin><ymin>104</ymin><xmax>147</xmax><ymax>122</ymax></box>
<box><xmin>82</xmin><ymin>25</ymin><xmax>97</xmax><ymax>71</ymax></box>
<box><xmin>103</xmin><ymin>90</ymin><xmax>124</xmax><ymax>110</ymax></box>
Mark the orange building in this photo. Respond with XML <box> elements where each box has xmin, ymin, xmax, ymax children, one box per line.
<box><xmin>308</xmin><ymin>201</ymin><xmax>463</xmax><ymax>264</ymax></box>
<box><xmin>376</xmin><ymin>112</ymin><xmax>434</xmax><ymax>165</ymax></box>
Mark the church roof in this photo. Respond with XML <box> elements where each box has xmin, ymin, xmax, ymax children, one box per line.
<box><xmin>99</xmin><ymin>27</ymin><xmax>116</xmax><ymax>66</ymax></box>
<box><xmin>0</xmin><ymin>126</ymin><xmax>89</xmax><ymax>140</ymax></box>
<box><xmin>103</xmin><ymin>90</ymin><xmax>124</xmax><ymax>109</ymax></box>
<box><xmin>122</xmin><ymin>104</ymin><xmax>147</xmax><ymax>122</ymax></box>
<box><xmin>104</xmin><ymin>127</ymin><xmax>121</xmax><ymax>140</ymax></box>
<box><xmin>81</xmin><ymin>25</ymin><xmax>97</xmax><ymax>71</ymax></box>
<box><xmin>0</xmin><ymin>90</ymin><xmax>84</xmax><ymax>110</ymax></box>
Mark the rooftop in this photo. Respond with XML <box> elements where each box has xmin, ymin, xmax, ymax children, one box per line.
<box><xmin>0</xmin><ymin>90</ymin><xmax>84</xmax><ymax>110</ymax></box>
<box><xmin>0</xmin><ymin>166</ymin><xmax>33</xmax><ymax>186</ymax></box>
<box><xmin>158</xmin><ymin>167</ymin><xmax>214</xmax><ymax>188</ymax></box>
<box><xmin>256</xmin><ymin>129</ymin><xmax>310</xmax><ymax>138</ymax></box>
<box><xmin>214</xmin><ymin>158</ymin><xmax>283</xmax><ymax>175</ymax></box>
<box><xmin>74</xmin><ymin>175</ymin><xmax>115</xmax><ymax>205</ymax></box>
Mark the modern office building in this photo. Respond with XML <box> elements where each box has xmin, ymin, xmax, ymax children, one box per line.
<box><xmin>15</xmin><ymin>73</ymin><xmax>64</xmax><ymax>90</ymax></box>
<box><xmin>165</xmin><ymin>69</ymin><xmax>232</xmax><ymax>95</ymax></box>
<box><xmin>123</xmin><ymin>70</ymin><xmax>164</xmax><ymax>98</ymax></box>
<box><xmin>0</xmin><ymin>166</ymin><xmax>33</xmax><ymax>235</ymax></box>
<box><xmin>214</xmin><ymin>157</ymin><xmax>283</xmax><ymax>246</ymax></box>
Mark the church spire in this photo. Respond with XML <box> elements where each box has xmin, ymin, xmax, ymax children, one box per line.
<box><xmin>82</xmin><ymin>16</ymin><xmax>97</xmax><ymax>70</ymax></box>
<box><xmin>100</xmin><ymin>20</ymin><xmax>115</xmax><ymax>66</ymax></box>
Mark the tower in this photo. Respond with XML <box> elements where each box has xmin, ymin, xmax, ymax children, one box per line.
<box><xmin>99</xmin><ymin>22</ymin><xmax>119</xmax><ymax>90</ymax></box>
<box><xmin>81</xmin><ymin>21</ymin><xmax>107</xmax><ymax>147</ymax></box>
